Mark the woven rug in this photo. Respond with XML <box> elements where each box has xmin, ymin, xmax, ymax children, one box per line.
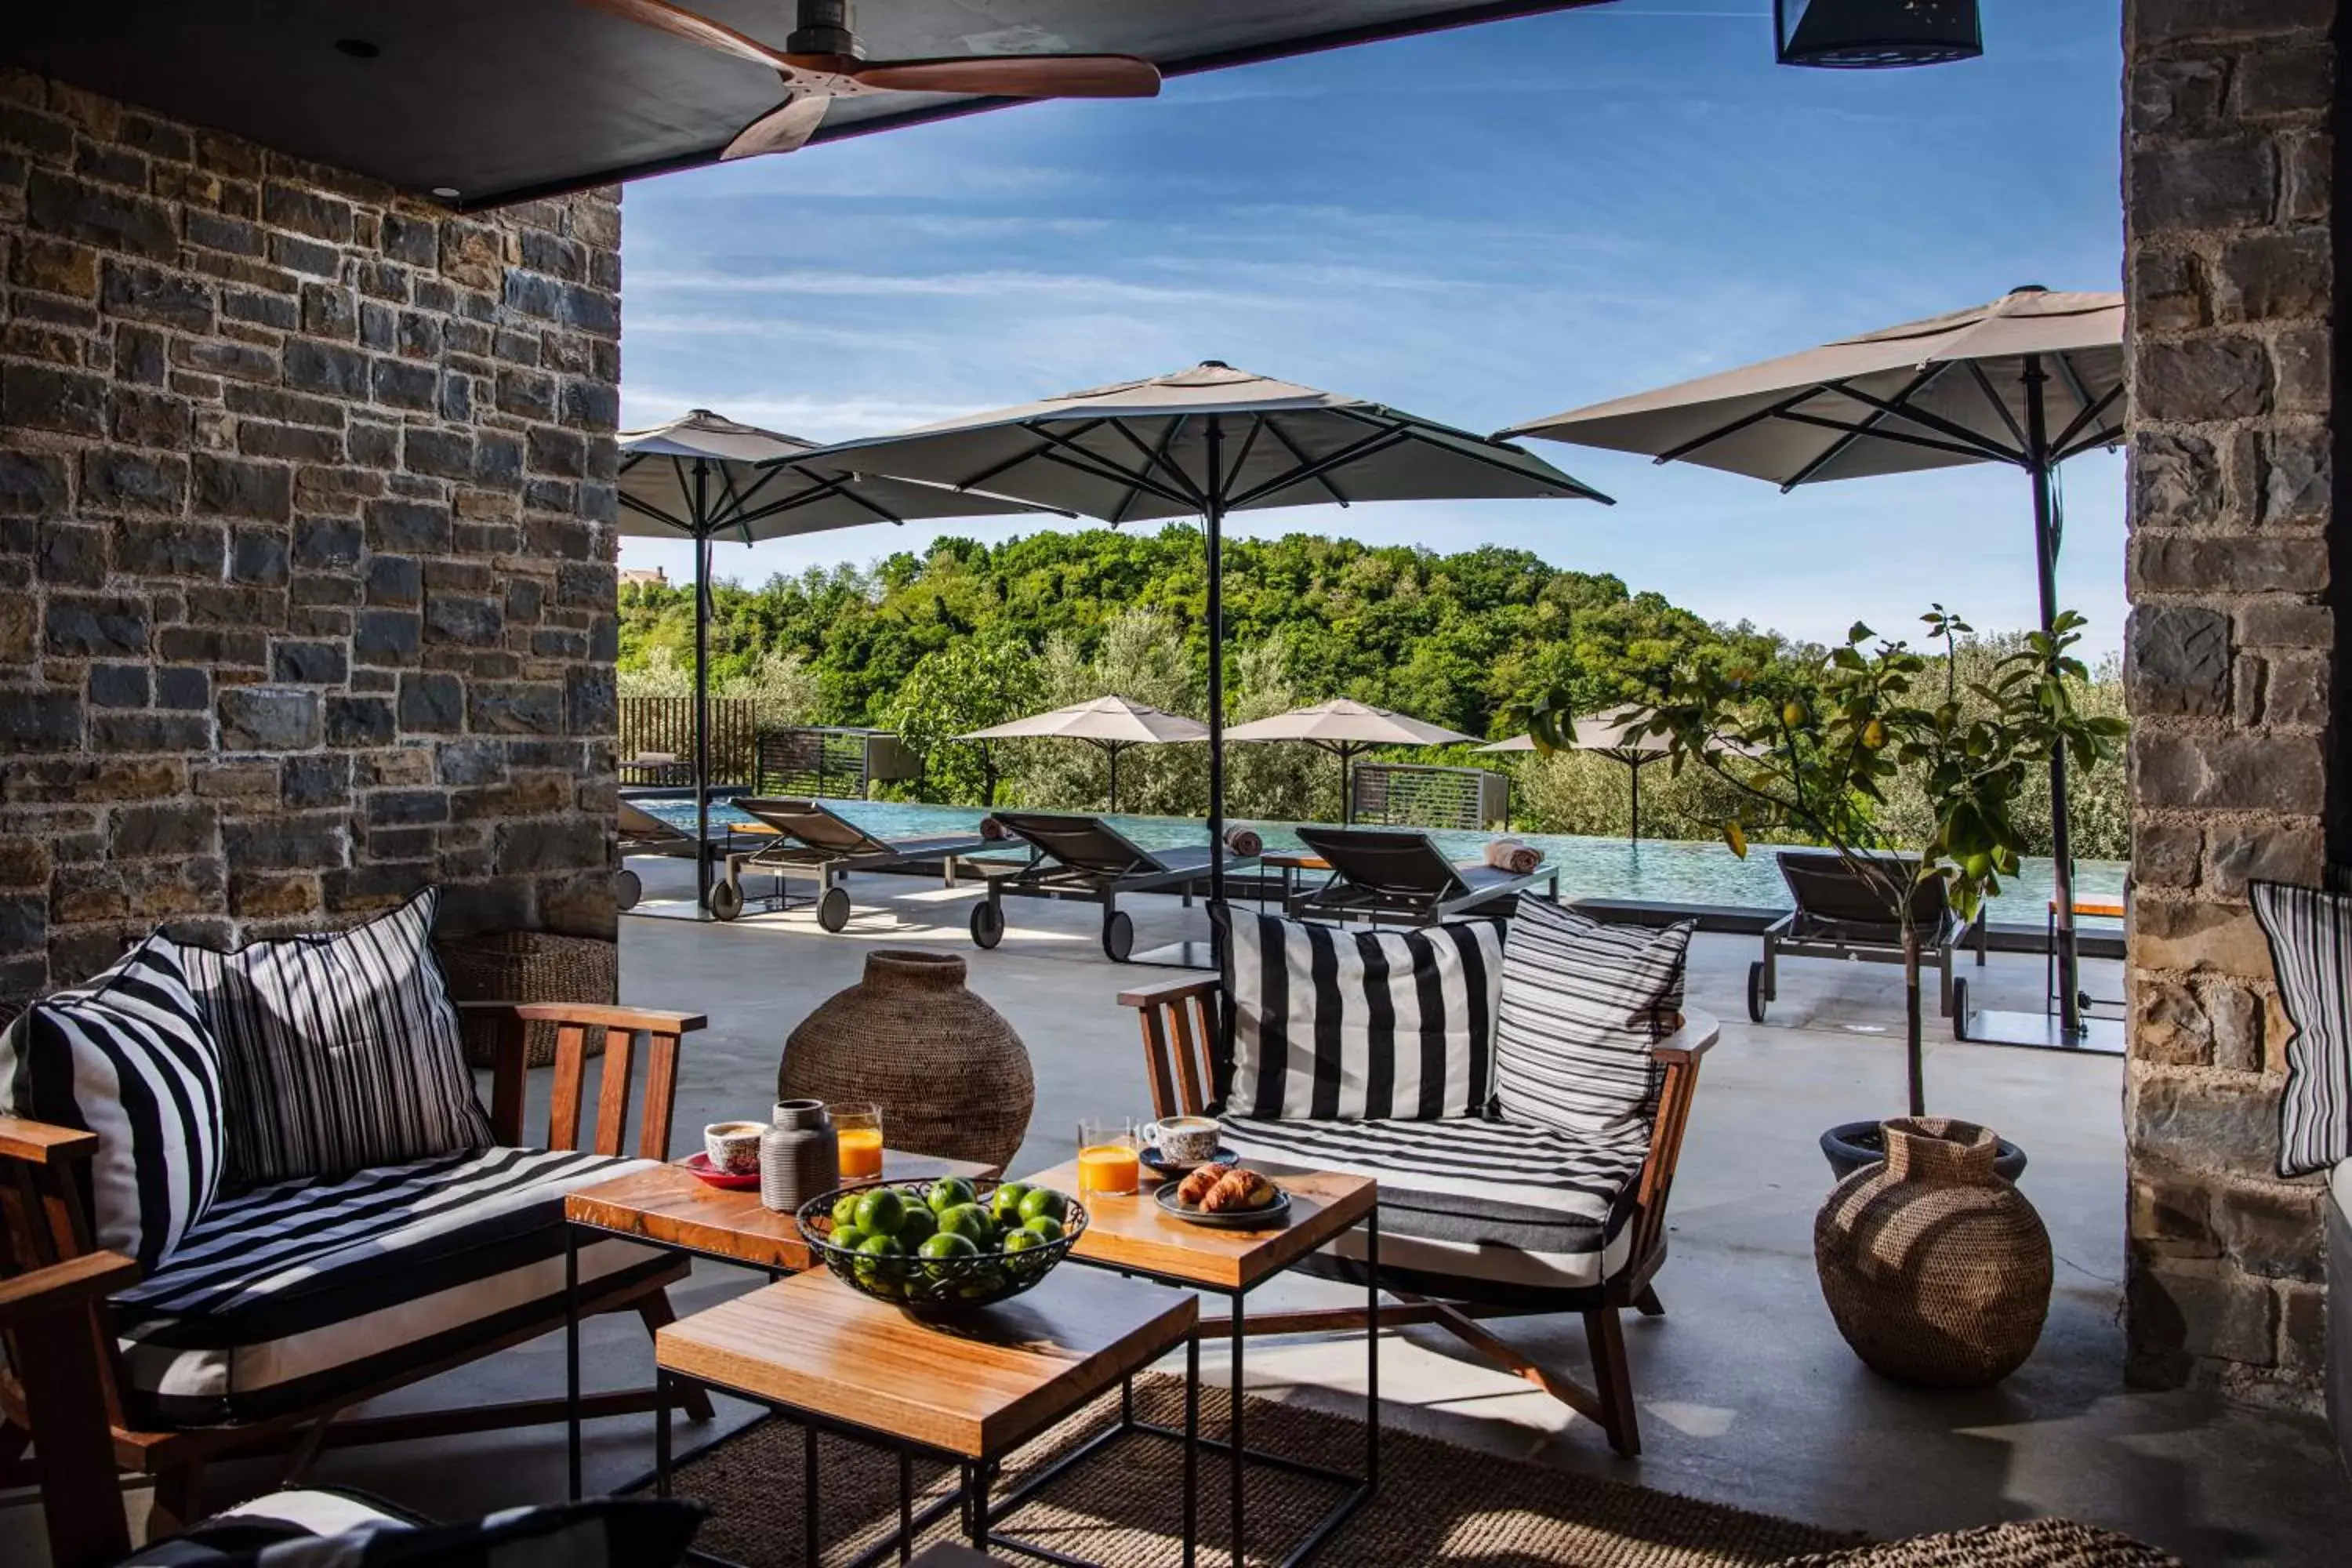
<box><xmin>655</xmin><ymin>1374</ymin><xmax>1859</xmax><ymax>1567</ymax></box>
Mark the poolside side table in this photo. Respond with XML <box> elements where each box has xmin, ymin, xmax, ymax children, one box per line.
<box><xmin>655</xmin><ymin>1266</ymin><xmax>1200</xmax><ymax>1568</ymax></box>
<box><xmin>561</xmin><ymin>1149</ymin><xmax>996</xmax><ymax>1500</ymax></box>
<box><xmin>1015</xmin><ymin>1160</ymin><xmax>1378</xmax><ymax>1568</ymax></box>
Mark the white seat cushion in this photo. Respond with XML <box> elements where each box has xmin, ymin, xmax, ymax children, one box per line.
<box><xmin>1221</xmin><ymin>1112</ymin><xmax>1646</xmax><ymax>1291</ymax></box>
<box><xmin>113</xmin><ymin>1146</ymin><xmax>670</xmax><ymax>1426</ymax></box>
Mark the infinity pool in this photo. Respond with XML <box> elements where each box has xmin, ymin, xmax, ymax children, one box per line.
<box><xmin>625</xmin><ymin>792</ymin><xmax>2126</xmax><ymax>919</ymax></box>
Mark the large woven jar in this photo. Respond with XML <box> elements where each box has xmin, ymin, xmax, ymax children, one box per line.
<box><xmin>779</xmin><ymin>950</ymin><xmax>1033</xmax><ymax>1171</ymax></box>
<box><xmin>1814</xmin><ymin>1116</ymin><xmax>2052</xmax><ymax>1388</ymax></box>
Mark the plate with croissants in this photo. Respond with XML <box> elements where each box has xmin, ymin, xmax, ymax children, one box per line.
<box><xmin>1155</xmin><ymin>1163</ymin><xmax>1291</xmax><ymax>1229</ymax></box>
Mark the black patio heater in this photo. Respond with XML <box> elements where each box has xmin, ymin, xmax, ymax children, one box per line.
<box><xmin>1774</xmin><ymin>0</ymin><xmax>1981</xmax><ymax>67</ymax></box>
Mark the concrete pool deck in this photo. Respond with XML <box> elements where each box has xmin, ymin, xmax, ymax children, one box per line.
<box><xmin>7</xmin><ymin>855</ymin><xmax>2345</xmax><ymax>1563</ymax></box>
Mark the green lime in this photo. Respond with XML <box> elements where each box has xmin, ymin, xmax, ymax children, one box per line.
<box><xmin>829</xmin><ymin>1224</ymin><xmax>867</xmax><ymax>1254</ymax></box>
<box><xmin>857</xmin><ymin>1232</ymin><xmax>906</xmax><ymax>1258</ymax></box>
<box><xmin>853</xmin><ymin>1186</ymin><xmax>908</xmax><ymax>1236</ymax></box>
<box><xmin>1003</xmin><ymin>1229</ymin><xmax>1045</xmax><ymax>1254</ymax></box>
<box><xmin>918</xmin><ymin>1231</ymin><xmax>979</xmax><ymax>1261</ymax></box>
<box><xmin>1020</xmin><ymin>1214</ymin><xmax>1064</xmax><ymax>1244</ymax></box>
<box><xmin>989</xmin><ymin>1182</ymin><xmax>1030</xmax><ymax>1223</ymax></box>
<box><xmin>927</xmin><ymin>1176</ymin><xmax>977</xmax><ymax>1214</ymax></box>
<box><xmin>1017</xmin><ymin>1187</ymin><xmax>1069</xmax><ymax>1225</ymax></box>
<box><xmin>936</xmin><ymin>1203</ymin><xmax>996</xmax><ymax>1248</ymax></box>
<box><xmin>895</xmin><ymin>1205</ymin><xmax>938</xmax><ymax>1247</ymax></box>
<box><xmin>831</xmin><ymin>1192</ymin><xmax>862</xmax><ymax>1230</ymax></box>
<box><xmin>959</xmin><ymin>1266</ymin><xmax>1004</xmax><ymax>1301</ymax></box>
<box><xmin>855</xmin><ymin>1232</ymin><xmax>909</xmax><ymax>1289</ymax></box>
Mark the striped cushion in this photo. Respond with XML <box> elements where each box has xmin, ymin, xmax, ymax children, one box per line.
<box><xmin>1221</xmin><ymin>1113</ymin><xmax>1646</xmax><ymax>1291</ymax></box>
<box><xmin>112</xmin><ymin>1146</ymin><xmax>672</xmax><ymax>1427</ymax></box>
<box><xmin>0</xmin><ymin>938</ymin><xmax>227</xmax><ymax>1272</ymax></box>
<box><xmin>178</xmin><ymin>887</ymin><xmax>495</xmax><ymax>1187</ymax></box>
<box><xmin>1218</xmin><ymin>905</ymin><xmax>1503</xmax><ymax>1121</ymax></box>
<box><xmin>123</xmin><ymin>1492</ymin><xmax>705</xmax><ymax>1566</ymax></box>
<box><xmin>2251</xmin><ymin>881</ymin><xmax>2352</xmax><ymax>1176</ymax></box>
<box><xmin>1493</xmin><ymin>899</ymin><xmax>1692</xmax><ymax>1136</ymax></box>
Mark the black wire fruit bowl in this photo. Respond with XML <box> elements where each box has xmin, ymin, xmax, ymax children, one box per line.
<box><xmin>795</xmin><ymin>1177</ymin><xmax>1088</xmax><ymax>1316</ymax></box>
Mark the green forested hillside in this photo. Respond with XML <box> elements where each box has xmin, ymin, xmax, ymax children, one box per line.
<box><xmin>616</xmin><ymin>526</ymin><xmax>2126</xmax><ymax>858</ymax></box>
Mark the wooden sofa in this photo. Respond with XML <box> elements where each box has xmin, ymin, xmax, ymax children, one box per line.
<box><xmin>0</xmin><ymin>1000</ymin><xmax>709</xmax><ymax>1545</ymax></box>
<box><xmin>1120</xmin><ymin>974</ymin><xmax>1715</xmax><ymax>1457</ymax></box>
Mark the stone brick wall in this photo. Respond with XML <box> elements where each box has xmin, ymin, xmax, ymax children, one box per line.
<box><xmin>0</xmin><ymin>72</ymin><xmax>623</xmax><ymax>1016</ymax></box>
<box><xmin>2122</xmin><ymin>0</ymin><xmax>2335</xmax><ymax>1401</ymax></box>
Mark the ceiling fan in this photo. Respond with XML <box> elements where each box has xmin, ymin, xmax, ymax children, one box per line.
<box><xmin>583</xmin><ymin>0</ymin><xmax>1163</xmax><ymax>159</ymax></box>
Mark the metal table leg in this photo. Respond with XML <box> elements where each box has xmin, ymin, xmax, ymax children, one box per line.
<box><xmin>1367</xmin><ymin>1207</ymin><xmax>1380</xmax><ymax>1488</ymax></box>
<box><xmin>1230</xmin><ymin>1290</ymin><xmax>1245</xmax><ymax>1568</ymax></box>
<box><xmin>1184</xmin><ymin>1332</ymin><xmax>1200</xmax><ymax>1568</ymax></box>
<box><xmin>804</xmin><ymin>1422</ymin><xmax>821</xmax><ymax>1568</ymax></box>
<box><xmin>565</xmin><ymin>1225</ymin><xmax>581</xmax><ymax>1501</ymax></box>
<box><xmin>655</xmin><ymin>1371</ymin><xmax>672</xmax><ymax>1498</ymax></box>
<box><xmin>899</xmin><ymin>1450</ymin><xmax>915</xmax><ymax>1566</ymax></box>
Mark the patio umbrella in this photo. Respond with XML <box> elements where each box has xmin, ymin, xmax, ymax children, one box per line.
<box><xmin>619</xmin><ymin>408</ymin><xmax>1050</xmax><ymax>916</ymax></box>
<box><xmin>799</xmin><ymin>361</ymin><xmax>1609</xmax><ymax>905</ymax></box>
<box><xmin>1497</xmin><ymin>285</ymin><xmax>2123</xmax><ymax>1042</ymax></box>
<box><xmin>958</xmin><ymin>695</ymin><xmax>1209</xmax><ymax>811</ymax></box>
<box><xmin>1225</xmin><ymin>699</ymin><xmax>1474</xmax><ymax>825</ymax></box>
<box><xmin>1478</xmin><ymin>705</ymin><xmax>1670</xmax><ymax>841</ymax></box>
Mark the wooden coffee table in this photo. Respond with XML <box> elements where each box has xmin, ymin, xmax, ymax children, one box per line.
<box><xmin>561</xmin><ymin>1149</ymin><xmax>996</xmax><ymax>1498</ymax></box>
<box><xmin>1015</xmin><ymin>1161</ymin><xmax>1379</xmax><ymax>1568</ymax></box>
<box><xmin>655</xmin><ymin>1265</ymin><xmax>1200</xmax><ymax>1567</ymax></box>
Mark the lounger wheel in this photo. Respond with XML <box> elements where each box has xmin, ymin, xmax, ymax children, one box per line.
<box><xmin>707</xmin><ymin>879</ymin><xmax>744</xmax><ymax>922</ymax></box>
<box><xmin>970</xmin><ymin>899</ymin><xmax>1004</xmax><ymax>949</ymax></box>
<box><xmin>817</xmin><ymin>885</ymin><xmax>851</xmax><ymax>934</ymax></box>
<box><xmin>1747</xmin><ymin>960</ymin><xmax>1767</xmax><ymax>1024</ymax></box>
<box><xmin>1102</xmin><ymin>909</ymin><xmax>1134</xmax><ymax>964</ymax></box>
<box><xmin>615</xmin><ymin>868</ymin><xmax>641</xmax><ymax>911</ymax></box>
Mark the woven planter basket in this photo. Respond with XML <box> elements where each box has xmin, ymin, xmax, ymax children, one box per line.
<box><xmin>435</xmin><ymin>931</ymin><xmax>619</xmax><ymax>1069</ymax></box>
<box><xmin>1813</xmin><ymin>1116</ymin><xmax>2052</xmax><ymax>1388</ymax></box>
<box><xmin>779</xmin><ymin>949</ymin><xmax>1033</xmax><ymax>1171</ymax></box>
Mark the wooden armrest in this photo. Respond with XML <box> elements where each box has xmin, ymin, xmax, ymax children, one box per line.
<box><xmin>1653</xmin><ymin>1008</ymin><xmax>1719</xmax><ymax>1065</ymax></box>
<box><xmin>1116</xmin><ymin>975</ymin><xmax>1223</xmax><ymax>1010</ymax></box>
<box><xmin>0</xmin><ymin>1116</ymin><xmax>100</xmax><ymax>1166</ymax></box>
<box><xmin>0</xmin><ymin>1252</ymin><xmax>140</xmax><ymax>1327</ymax></box>
<box><xmin>461</xmin><ymin>1001</ymin><xmax>707</xmax><ymax>1033</ymax></box>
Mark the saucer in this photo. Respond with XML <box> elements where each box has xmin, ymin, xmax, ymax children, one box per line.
<box><xmin>682</xmin><ymin>1152</ymin><xmax>761</xmax><ymax>1190</ymax></box>
<box><xmin>1140</xmin><ymin>1143</ymin><xmax>1239</xmax><ymax>1175</ymax></box>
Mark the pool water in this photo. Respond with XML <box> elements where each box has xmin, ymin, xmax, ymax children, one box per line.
<box><xmin>626</xmin><ymin>793</ymin><xmax>2126</xmax><ymax>920</ymax></box>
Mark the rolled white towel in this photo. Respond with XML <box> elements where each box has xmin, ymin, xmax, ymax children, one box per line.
<box><xmin>978</xmin><ymin>815</ymin><xmax>1007</xmax><ymax>841</ymax></box>
<box><xmin>1483</xmin><ymin>837</ymin><xmax>1544</xmax><ymax>875</ymax></box>
<box><xmin>1225</xmin><ymin>825</ymin><xmax>1264</xmax><ymax>858</ymax></box>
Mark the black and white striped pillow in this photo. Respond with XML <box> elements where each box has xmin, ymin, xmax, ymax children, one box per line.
<box><xmin>1493</xmin><ymin>898</ymin><xmax>1692</xmax><ymax>1137</ymax></box>
<box><xmin>0</xmin><ymin>937</ymin><xmax>227</xmax><ymax>1271</ymax></box>
<box><xmin>180</xmin><ymin>887</ymin><xmax>495</xmax><ymax>1187</ymax></box>
<box><xmin>1218</xmin><ymin>905</ymin><xmax>1504</xmax><ymax>1121</ymax></box>
<box><xmin>2250</xmin><ymin>880</ymin><xmax>2352</xmax><ymax>1177</ymax></box>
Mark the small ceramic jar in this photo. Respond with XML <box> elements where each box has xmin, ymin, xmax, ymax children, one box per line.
<box><xmin>760</xmin><ymin>1099</ymin><xmax>839</xmax><ymax>1214</ymax></box>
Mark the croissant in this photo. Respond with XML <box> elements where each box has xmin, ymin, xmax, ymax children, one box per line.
<box><xmin>1200</xmin><ymin>1169</ymin><xmax>1276</xmax><ymax>1214</ymax></box>
<box><xmin>1176</xmin><ymin>1163</ymin><xmax>1231</xmax><ymax>1206</ymax></box>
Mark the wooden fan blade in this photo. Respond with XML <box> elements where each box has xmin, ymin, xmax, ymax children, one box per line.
<box><xmin>721</xmin><ymin>96</ymin><xmax>830</xmax><ymax>160</ymax></box>
<box><xmin>850</xmin><ymin>54</ymin><xmax>1161</xmax><ymax>98</ymax></box>
<box><xmin>576</xmin><ymin>0</ymin><xmax>793</xmax><ymax>72</ymax></box>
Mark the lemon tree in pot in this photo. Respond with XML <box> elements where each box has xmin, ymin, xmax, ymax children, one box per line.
<box><xmin>1533</xmin><ymin>606</ymin><xmax>2125</xmax><ymax>1178</ymax></box>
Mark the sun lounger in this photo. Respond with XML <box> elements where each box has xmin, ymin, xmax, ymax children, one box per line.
<box><xmin>1285</xmin><ymin>825</ymin><xmax>1559</xmax><ymax>927</ymax></box>
<box><xmin>1748</xmin><ymin>849</ymin><xmax>1977</xmax><ymax>1025</ymax></box>
<box><xmin>710</xmin><ymin>797</ymin><xmax>995</xmax><ymax>927</ymax></box>
<box><xmin>970</xmin><ymin>810</ymin><xmax>1256</xmax><ymax>962</ymax></box>
<box><xmin>614</xmin><ymin>797</ymin><xmax>705</xmax><ymax>909</ymax></box>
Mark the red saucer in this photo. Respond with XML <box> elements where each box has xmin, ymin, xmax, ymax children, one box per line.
<box><xmin>682</xmin><ymin>1152</ymin><xmax>761</xmax><ymax>1190</ymax></box>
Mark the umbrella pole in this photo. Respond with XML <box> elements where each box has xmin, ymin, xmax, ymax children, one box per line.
<box><xmin>1629</xmin><ymin>757</ymin><xmax>1642</xmax><ymax>844</ymax></box>
<box><xmin>1205</xmin><ymin>417</ymin><xmax>1227</xmax><ymax>909</ymax></box>
<box><xmin>692</xmin><ymin>461</ymin><xmax>713</xmax><ymax>922</ymax></box>
<box><xmin>2024</xmin><ymin>355</ymin><xmax>2082</xmax><ymax>1037</ymax></box>
<box><xmin>1107</xmin><ymin>742</ymin><xmax>1120</xmax><ymax>814</ymax></box>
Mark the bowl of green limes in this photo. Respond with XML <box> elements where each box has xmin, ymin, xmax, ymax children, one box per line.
<box><xmin>795</xmin><ymin>1176</ymin><xmax>1087</xmax><ymax>1315</ymax></box>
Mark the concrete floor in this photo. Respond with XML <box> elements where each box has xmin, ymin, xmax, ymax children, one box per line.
<box><xmin>9</xmin><ymin>855</ymin><xmax>2350</xmax><ymax>1564</ymax></box>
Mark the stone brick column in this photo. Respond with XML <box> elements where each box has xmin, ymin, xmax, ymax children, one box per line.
<box><xmin>2122</xmin><ymin>0</ymin><xmax>2335</xmax><ymax>1399</ymax></box>
<box><xmin>0</xmin><ymin>73</ymin><xmax>624</xmax><ymax>1014</ymax></box>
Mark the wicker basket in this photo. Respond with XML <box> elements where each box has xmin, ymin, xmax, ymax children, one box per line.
<box><xmin>779</xmin><ymin>950</ymin><xmax>1033</xmax><ymax>1171</ymax></box>
<box><xmin>1813</xmin><ymin>1117</ymin><xmax>2052</xmax><ymax>1388</ymax></box>
<box><xmin>435</xmin><ymin>931</ymin><xmax>619</xmax><ymax>1069</ymax></box>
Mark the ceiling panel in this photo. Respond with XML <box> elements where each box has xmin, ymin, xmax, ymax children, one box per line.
<box><xmin>4</xmin><ymin>2</ymin><xmax>1601</xmax><ymax>209</ymax></box>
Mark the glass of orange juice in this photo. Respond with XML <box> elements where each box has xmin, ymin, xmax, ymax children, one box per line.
<box><xmin>833</xmin><ymin>1102</ymin><xmax>884</xmax><ymax>1181</ymax></box>
<box><xmin>1076</xmin><ymin>1117</ymin><xmax>1141</xmax><ymax>1197</ymax></box>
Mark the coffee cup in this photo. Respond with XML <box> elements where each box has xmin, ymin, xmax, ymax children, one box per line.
<box><xmin>703</xmin><ymin>1120</ymin><xmax>765</xmax><ymax>1175</ymax></box>
<box><xmin>1145</xmin><ymin>1115</ymin><xmax>1223</xmax><ymax>1166</ymax></box>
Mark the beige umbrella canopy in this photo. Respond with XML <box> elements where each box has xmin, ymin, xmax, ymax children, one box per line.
<box><xmin>959</xmin><ymin>695</ymin><xmax>1209</xmax><ymax>812</ymax></box>
<box><xmin>1499</xmin><ymin>285</ymin><xmax>2125</xmax><ymax>1039</ymax></box>
<box><xmin>1477</xmin><ymin>706</ymin><xmax>1714</xmax><ymax>842</ymax></box>
<box><xmin>1225</xmin><ymin>699</ymin><xmax>1475</xmax><ymax>825</ymax></box>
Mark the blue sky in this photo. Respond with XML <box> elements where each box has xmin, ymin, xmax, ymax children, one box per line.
<box><xmin>615</xmin><ymin>0</ymin><xmax>2126</xmax><ymax>655</ymax></box>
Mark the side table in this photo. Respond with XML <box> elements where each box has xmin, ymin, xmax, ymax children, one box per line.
<box><xmin>656</xmin><ymin>1266</ymin><xmax>1200</xmax><ymax>1567</ymax></box>
<box><xmin>1014</xmin><ymin>1161</ymin><xmax>1378</xmax><ymax>1568</ymax></box>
